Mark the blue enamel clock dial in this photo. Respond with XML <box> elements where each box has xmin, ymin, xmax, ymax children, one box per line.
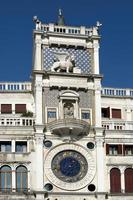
<box><xmin>52</xmin><ymin>150</ymin><xmax>88</xmax><ymax>183</ymax></box>
<box><xmin>60</xmin><ymin>157</ymin><xmax>80</xmax><ymax>177</ymax></box>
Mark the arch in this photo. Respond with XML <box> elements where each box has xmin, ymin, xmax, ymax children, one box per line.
<box><xmin>59</xmin><ymin>90</ymin><xmax>79</xmax><ymax>98</ymax></box>
<box><xmin>0</xmin><ymin>165</ymin><xmax>12</xmax><ymax>192</ymax></box>
<box><xmin>125</xmin><ymin>168</ymin><xmax>133</xmax><ymax>193</ymax></box>
<box><xmin>59</xmin><ymin>90</ymin><xmax>79</xmax><ymax>119</ymax></box>
<box><xmin>14</xmin><ymin>163</ymin><xmax>29</xmax><ymax>172</ymax></box>
<box><xmin>16</xmin><ymin>165</ymin><xmax>28</xmax><ymax>192</ymax></box>
<box><xmin>110</xmin><ymin>168</ymin><xmax>121</xmax><ymax>193</ymax></box>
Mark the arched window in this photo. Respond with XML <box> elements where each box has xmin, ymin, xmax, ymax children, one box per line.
<box><xmin>110</xmin><ymin>168</ymin><xmax>121</xmax><ymax>193</ymax></box>
<box><xmin>125</xmin><ymin>168</ymin><xmax>133</xmax><ymax>193</ymax></box>
<box><xmin>16</xmin><ymin>166</ymin><xmax>28</xmax><ymax>192</ymax></box>
<box><xmin>0</xmin><ymin>165</ymin><xmax>12</xmax><ymax>192</ymax></box>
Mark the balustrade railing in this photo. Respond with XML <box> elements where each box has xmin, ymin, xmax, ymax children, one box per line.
<box><xmin>0</xmin><ymin>82</ymin><xmax>31</xmax><ymax>92</ymax></box>
<box><xmin>102</xmin><ymin>120</ymin><xmax>133</xmax><ymax>130</ymax></box>
<box><xmin>0</xmin><ymin>117</ymin><xmax>34</xmax><ymax>126</ymax></box>
<box><xmin>102</xmin><ymin>87</ymin><xmax>133</xmax><ymax>97</ymax></box>
<box><xmin>41</xmin><ymin>24</ymin><xmax>92</xmax><ymax>36</ymax></box>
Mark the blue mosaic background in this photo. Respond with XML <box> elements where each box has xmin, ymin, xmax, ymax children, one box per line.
<box><xmin>43</xmin><ymin>47</ymin><xmax>92</xmax><ymax>73</ymax></box>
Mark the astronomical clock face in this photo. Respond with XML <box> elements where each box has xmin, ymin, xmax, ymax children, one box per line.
<box><xmin>45</xmin><ymin>144</ymin><xmax>95</xmax><ymax>191</ymax></box>
<box><xmin>51</xmin><ymin>150</ymin><xmax>88</xmax><ymax>183</ymax></box>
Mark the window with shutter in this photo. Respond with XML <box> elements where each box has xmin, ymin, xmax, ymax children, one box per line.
<box><xmin>112</xmin><ymin>109</ymin><xmax>121</xmax><ymax>118</ymax></box>
<box><xmin>106</xmin><ymin>144</ymin><xmax>109</xmax><ymax>155</ymax></box>
<box><xmin>0</xmin><ymin>141</ymin><xmax>11</xmax><ymax>152</ymax></box>
<box><xmin>101</xmin><ymin>107</ymin><xmax>110</xmax><ymax>118</ymax></box>
<box><xmin>15</xmin><ymin>104</ymin><xmax>26</xmax><ymax>114</ymax></box>
<box><xmin>15</xmin><ymin>141</ymin><xmax>27</xmax><ymax>153</ymax></box>
<box><xmin>1</xmin><ymin>104</ymin><xmax>12</xmax><ymax>114</ymax></box>
<box><xmin>124</xmin><ymin>145</ymin><xmax>133</xmax><ymax>155</ymax></box>
<box><xmin>118</xmin><ymin>145</ymin><xmax>122</xmax><ymax>154</ymax></box>
<box><xmin>125</xmin><ymin>168</ymin><xmax>133</xmax><ymax>193</ymax></box>
<box><xmin>110</xmin><ymin>168</ymin><xmax>121</xmax><ymax>193</ymax></box>
<box><xmin>109</xmin><ymin>145</ymin><xmax>118</xmax><ymax>155</ymax></box>
<box><xmin>107</xmin><ymin>144</ymin><xmax>122</xmax><ymax>155</ymax></box>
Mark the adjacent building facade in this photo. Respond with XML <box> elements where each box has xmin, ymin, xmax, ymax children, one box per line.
<box><xmin>0</xmin><ymin>11</ymin><xmax>133</xmax><ymax>200</ymax></box>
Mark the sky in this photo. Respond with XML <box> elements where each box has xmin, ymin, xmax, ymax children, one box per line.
<box><xmin>0</xmin><ymin>0</ymin><xmax>133</xmax><ymax>88</ymax></box>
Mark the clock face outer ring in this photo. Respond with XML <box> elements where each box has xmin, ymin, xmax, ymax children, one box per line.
<box><xmin>45</xmin><ymin>143</ymin><xmax>96</xmax><ymax>191</ymax></box>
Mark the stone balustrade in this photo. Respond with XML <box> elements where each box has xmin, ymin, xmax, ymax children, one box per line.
<box><xmin>102</xmin><ymin>87</ymin><xmax>133</xmax><ymax>97</ymax></box>
<box><xmin>0</xmin><ymin>117</ymin><xmax>34</xmax><ymax>126</ymax></box>
<box><xmin>0</xmin><ymin>82</ymin><xmax>31</xmax><ymax>92</ymax></box>
<box><xmin>41</xmin><ymin>23</ymin><xmax>93</xmax><ymax>36</ymax></box>
<box><xmin>102</xmin><ymin>120</ymin><xmax>133</xmax><ymax>130</ymax></box>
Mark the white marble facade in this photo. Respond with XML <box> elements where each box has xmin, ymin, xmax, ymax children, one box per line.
<box><xmin>0</xmin><ymin>13</ymin><xmax>133</xmax><ymax>200</ymax></box>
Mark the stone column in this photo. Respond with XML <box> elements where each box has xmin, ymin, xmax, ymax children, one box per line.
<box><xmin>95</xmin><ymin>128</ymin><xmax>105</xmax><ymax>192</ymax></box>
<box><xmin>94</xmin><ymin>79</ymin><xmax>102</xmax><ymax>127</ymax></box>
<box><xmin>12</xmin><ymin>166</ymin><xmax>16</xmax><ymax>192</ymax></box>
<box><xmin>75</xmin><ymin>100</ymin><xmax>79</xmax><ymax>119</ymax></box>
<box><xmin>12</xmin><ymin>104</ymin><xmax>15</xmax><ymax>114</ymax></box>
<box><xmin>59</xmin><ymin>99</ymin><xmax>63</xmax><ymax>119</ymax></box>
<box><xmin>49</xmin><ymin>23</ymin><xmax>54</xmax><ymax>32</ymax></box>
<box><xmin>12</xmin><ymin>140</ymin><xmax>15</xmax><ymax>153</ymax></box>
<box><xmin>121</xmin><ymin>168</ymin><xmax>125</xmax><ymax>193</ymax></box>
<box><xmin>93</xmin><ymin>40</ymin><xmax>100</xmax><ymax>74</ymax></box>
<box><xmin>34</xmin><ymin>73</ymin><xmax>44</xmax><ymax>194</ymax></box>
<box><xmin>35</xmin><ymin>74</ymin><xmax>43</xmax><ymax>125</ymax></box>
<box><xmin>80</xmin><ymin>26</ymin><xmax>85</xmax><ymax>35</ymax></box>
<box><xmin>108</xmin><ymin>168</ymin><xmax>111</xmax><ymax>193</ymax></box>
<box><xmin>125</xmin><ymin>107</ymin><xmax>131</xmax><ymax>121</ymax></box>
<box><xmin>34</xmin><ymin>125</ymin><xmax>44</xmax><ymax>191</ymax></box>
<box><xmin>34</xmin><ymin>34</ymin><xmax>42</xmax><ymax>71</ymax></box>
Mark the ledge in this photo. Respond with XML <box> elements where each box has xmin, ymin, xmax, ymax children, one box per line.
<box><xmin>33</xmin><ymin>70</ymin><xmax>103</xmax><ymax>79</ymax></box>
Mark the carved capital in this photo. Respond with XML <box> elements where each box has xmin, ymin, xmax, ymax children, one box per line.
<box><xmin>35</xmin><ymin>81</ymin><xmax>43</xmax><ymax>88</ymax></box>
<box><xmin>94</xmin><ymin>82</ymin><xmax>101</xmax><ymax>91</ymax></box>
<box><xmin>93</xmin><ymin>42</ymin><xmax>99</xmax><ymax>49</ymax></box>
<box><xmin>35</xmin><ymin>136</ymin><xmax>44</xmax><ymax>145</ymax></box>
<box><xmin>86</xmin><ymin>42</ymin><xmax>93</xmax><ymax>48</ymax></box>
<box><xmin>35</xmin><ymin>39</ymin><xmax>42</xmax><ymax>45</ymax></box>
<box><xmin>95</xmin><ymin>137</ymin><xmax>104</xmax><ymax>147</ymax></box>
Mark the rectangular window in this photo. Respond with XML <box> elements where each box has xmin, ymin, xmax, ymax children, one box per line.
<box><xmin>81</xmin><ymin>110</ymin><xmax>91</xmax><ymax>122</ymax></box>
<box><xmin>48</xmin><ymin>111</ymin><xmax>56</xmax><ymax>118</ymax></box>
<box><xmin>112</xmin><ymin>109</ymin><xmax>121</xmax><ymax>118</ymax></box>
<box><xmin>15</xmin><ymin>104</ymin><xmax>26</xmax><ymax>114</ymax></box>
<box><xmin>109</xmin><ymin>145</ymin><xmax>119</xmax><ymax>155</ymax></box>
<box><xmin>47</xmin><ymin>108</ymin><xmax>57</xmax><ymax>123</ymax></box>
<box><xmin>106</xmin><ymin>144</ymin><xmax>122</xmax><ymax>155</ymax></box>
<box><xmin>15</xmin><ymin>141</ymin><xmax>27</xmax><ymax>153</ymax></box>
<box><xmin>1</xmin><ymin>104</ymin><xmax>12</xmax><ymax>114</ymax></box>
<box><xmin>124</xmin><ymin>145</ymin><xmax>133</xmax><ymax>155</ymax></box>
<box><xmin>81</xmin><ymin>112</ymin><xmax>90</xmax><ymax>119</ymax></box>
<box><xmin>101</xmin><ymin>107</ymin><xmax>110</xmax><ymax>118</ymax></box>
<box><xmin>0</xmin><ymin>141</ymin><xmax>11</xmax><ymax>152</ymax></box>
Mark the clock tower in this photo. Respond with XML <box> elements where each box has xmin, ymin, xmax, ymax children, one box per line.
<box><xmin>32</xmin><ymin>11</ymin><xmax>105</xmax><ymax>200</ymax></box>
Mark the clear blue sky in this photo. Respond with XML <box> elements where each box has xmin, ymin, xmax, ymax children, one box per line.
<box><xmin>0</xmin><ymin>0</ymin><xmax>133</xmax><ymax>88</ymax></box>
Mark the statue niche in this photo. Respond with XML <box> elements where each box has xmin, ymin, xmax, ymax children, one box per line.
<box><xmin>63</xmin><ymin>101</ymin><xmax>74</xmax><ymax>119</ymax></box>
<box><xmin>51</xmin><ymin>52</ymin><xmax>75</xmax><ymax>73</ymax></box>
